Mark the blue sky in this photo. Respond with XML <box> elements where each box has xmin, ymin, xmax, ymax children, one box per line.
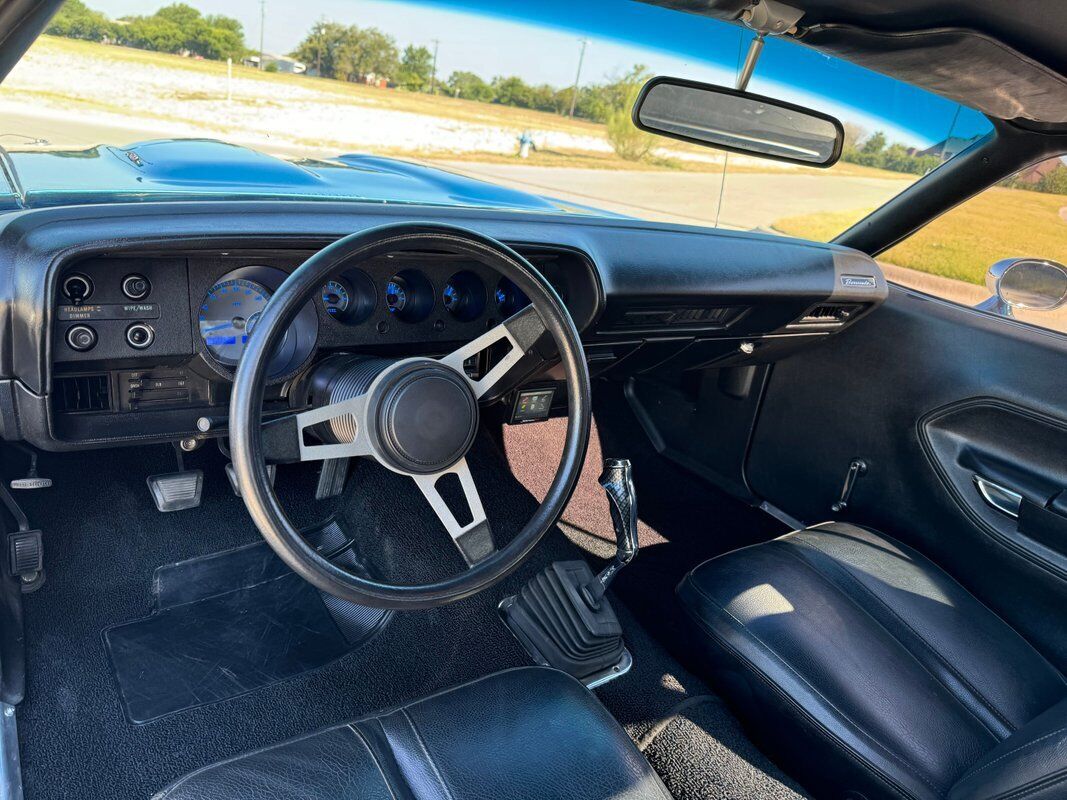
<box><xmin>87</xmin><ymin>0</ymin><xmax>991</xmax><ymax>147</ymax></box>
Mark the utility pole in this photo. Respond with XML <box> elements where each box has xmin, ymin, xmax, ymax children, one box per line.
<box><xmin>430</xmin><ymin>39</ymin><xmax>440</xmax><ymax>95</ymax></box>
<box><xmin>568</xmin><ymin>38</ymin><xmax>588</xmax><ymax>118</ymax></box>
<box><xmin>258</xmin><ymin>0</ymin><xmax>265</xmax><ymax>70</ymax></box>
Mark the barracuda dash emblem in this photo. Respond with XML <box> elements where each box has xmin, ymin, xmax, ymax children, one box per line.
<box><xmin>840</xmin><ymin>274</ymin><xmax>877</xmax><ymax>288</ymax></box>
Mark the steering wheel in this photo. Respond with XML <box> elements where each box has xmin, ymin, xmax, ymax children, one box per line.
<box><xmin>229</xmin><ymin>223</ymin><xmax>592</xmax><ymax>609</ymax></box>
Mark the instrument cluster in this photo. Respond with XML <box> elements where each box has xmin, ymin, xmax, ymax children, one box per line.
<box><xmin>52</xmin><ymin>248</ymin><xmax>592</xmax><ymax>397</ymax></box>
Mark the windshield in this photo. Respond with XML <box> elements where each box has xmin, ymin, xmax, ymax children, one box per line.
<box><xmin>0</xmin><ymin>0</ymin><xmax>992</xmax><ymax>234</ymax></box>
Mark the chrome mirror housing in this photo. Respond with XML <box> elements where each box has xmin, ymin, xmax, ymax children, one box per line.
<box><xmin>976</xmin><ymin>258</ymin><xmax>1067</xmax><ymax>318</ymax></box>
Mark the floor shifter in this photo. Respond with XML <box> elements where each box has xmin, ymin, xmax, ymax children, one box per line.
<box><xmin>500</xmin><ymin>458</ymin><xmax>637</xmax><ymax>686</ymax></box>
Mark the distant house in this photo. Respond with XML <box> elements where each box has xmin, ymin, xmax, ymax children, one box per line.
<box><xmin>1014</xmin><ymin>156</ymin><xmax>1065</xmax><ymax>185</ymax></box>
<box><xmin>242</xmin><ymin>54</ymin><xmax>306</xmax><ymax>74</ymax></box>
<box><xmin>916</xmin><ymin>134</ymin><xmax>984</xmax><ymax>161</ymax></box>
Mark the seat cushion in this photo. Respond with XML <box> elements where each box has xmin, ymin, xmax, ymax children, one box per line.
<box><xmin>154</xmin><ymin>666</ymin><xmax>671</xmax><ymax>800</ymax></box>
<box><xmin>677</xmin><ymin>522</ymin><xmax>1067</xmax><ymax>800</ymax></box>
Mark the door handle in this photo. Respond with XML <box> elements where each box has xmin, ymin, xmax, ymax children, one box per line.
<box><xmin>973</xmin><ymin>475</ymin><xmax>1023</xmax><ymax>519</ymax></box>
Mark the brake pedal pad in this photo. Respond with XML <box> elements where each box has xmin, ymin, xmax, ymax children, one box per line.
<box><xmin>225</xmin><ymin>463</ymin><xmax>275</xmax><ymax>497</ymax></box>
<box><xmin>147</xmin><ymin>471</ymin><xmax>203</xmax><ymax>512</ymax></box>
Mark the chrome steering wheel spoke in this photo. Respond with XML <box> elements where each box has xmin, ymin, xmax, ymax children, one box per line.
<box><xmin>440</xmin><ymin>304</ymin><xmax>547</xmax><ymax>399</ymax></box>
<box><xmin>411</xmin><ymin>459</ymin><xmax>495</xmax><ymax>566</ymax></box>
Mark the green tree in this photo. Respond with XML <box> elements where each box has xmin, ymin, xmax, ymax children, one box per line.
<box><xmin>446</xmin><ymin>70</ymin><xmax>494</xmax><ymax>101</ymax></box>
<box><xmin>334</xmin><ymin>26</ymin><xmax>398</xmax><ymax>82</ymax></box>
<box><xmin>605</xmin><ymin>66</ymin><xmax>656</xmax><ymax>161</ymax></box>
<box><xmin>291</xmin><ymin>20</ymin><xmax>348</xmax><ymax>78</ymax></box>
<box><xmin>1037</xmin><ymin>165</ymin><xmax>1067</xmax><ymax>195</ymax></box>
<box><xmin>491</xmin><ymin>75</ymin><xmax>533</xmax><ymax>107</ymax></box>
<box><xmin>45</xmin><ymin>0</ymin><xmax>116</xmax><ymax>41</ymax></box>
<box><xmin>118</xmin><ymin>3</ymin><xmax>244</xmax><ymax>60</ymax></box>
<box><xmin>396</xmin><ymin>44</ymin><xmax>433</xmax><ymax>91</ymax></box>
<box><xmin>121</xmin><ymin>14</ymin><xmax>185</xmax><ymax>53</ymax></box>
<box><xmin>861</xmin><ymin>130</ymin><xmax>887</xmax><ymax>154</ymax></box>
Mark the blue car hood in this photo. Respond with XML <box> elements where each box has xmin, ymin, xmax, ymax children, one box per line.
<box><xmin>0</xmin><ymin>139</ymin><xmax>604</xmax><ymax>215</ymax></box>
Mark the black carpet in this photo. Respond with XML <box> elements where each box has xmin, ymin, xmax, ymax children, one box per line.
<box><xmin>7</xmin><ymin>425</ymin><xmax>798</xmax><ymax>800</ymax></box>
<box><xmin>9</xmin><ymin>442</ymin><xmax>533</xmax><ymax>800</ymax></box>
<box><xmin>641</xmin><ymin>697</ymin><xmax>809</xmax><ymax>800</ymax></box>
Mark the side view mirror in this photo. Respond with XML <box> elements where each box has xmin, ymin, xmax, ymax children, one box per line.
<box><xmin>632</xmin><ymin>76</ymin><xmax>844</xmax><ymax>167</ymax></box>
<box><xmin>976</xmin><ymin>258</ymin><xmax>1067</xmax><ymax>318</ymax></box>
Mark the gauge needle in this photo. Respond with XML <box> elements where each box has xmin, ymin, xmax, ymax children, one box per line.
<box><xmin>201</xmin><ymin>323</ymin><xmax>232</xmax><ymax>333</ymax></box>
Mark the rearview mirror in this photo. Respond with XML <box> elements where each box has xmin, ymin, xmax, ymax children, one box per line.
<box><xmin>977</xmin><ymin>258</ymin><xmax>1067</xmax><ymax>318</ymax></box>
<box><xmin>632</xmin><ymin>77</ymin><xmax>844</xmax><ymax>167</ymax></box>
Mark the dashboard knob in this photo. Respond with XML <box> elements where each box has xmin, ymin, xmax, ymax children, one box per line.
<box><xmin>61</xmin><ymin>274</ymin><xmax>94</xmax><ymax>304</ymax></box>
<box><xmin>66</xmin><ymin>324</ymin><xmax>97</xmax><ymax>352</ymax></box>
<box><xmin>125</xmin><ymin>322</ymin><xmax>155</xmax><ymax>350</ymax></box>
<box><xmin>122</xmin><ymin>274</ymin><xmax>152</xmax><ymax>300</ymax></box>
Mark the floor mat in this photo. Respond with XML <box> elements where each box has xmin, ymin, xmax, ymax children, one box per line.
<box><xmin>104</xmin><ymin>521</ymin><xmax>390</xmax><ymax>723</ymax></box>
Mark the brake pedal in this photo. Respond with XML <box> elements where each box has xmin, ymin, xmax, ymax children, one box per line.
<box><xmin>147</xmin><ymin>443</ymin><xmax>203</xmax><ymax>512</ymax></box>
<box><xmin>147</xmin><ymin>471</ymin><xmax>203</xmax><ymax>512</ymax></box>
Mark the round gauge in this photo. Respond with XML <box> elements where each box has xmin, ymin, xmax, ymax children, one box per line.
<box><xmin>443</xmin><ymin>270</ymin><xmax>486</xmax><ymax>322</ymax></box>
<box><xmin>384</xmin><ymin>270</ymin><xmax>433</xmax><ymax>323</ymax></box>
<box><xmin>198</xmin><ymin>277</ymin><xmax>277</xmax><ymax>367</ymax></box>
<box><xmin>385</xmin><ymin>277</ymin><xmax>409</xmax><ymax>315</ymax></box>
<box><xmin>321</xmin><ymin>279</ymin><xmax>351</xmax><ymax>317</ymax></box>
<box><xmin>442</xmin><ymin>282</ymin><xmax>462</xmax><ymax>312</ymax></box>
<box><xmin>495</xmin><ymin>277</ymin><xmax>530</xmax><ymax>317</ymax></box>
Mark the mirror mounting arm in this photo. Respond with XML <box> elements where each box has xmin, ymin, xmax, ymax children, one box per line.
<box><xmin>736</xmin><ymin>1</ymin><xmax>804</xmax><ymax>91</ymax></box>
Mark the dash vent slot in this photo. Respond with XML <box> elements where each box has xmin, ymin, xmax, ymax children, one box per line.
<box><xmin>54</xmin><ymin>374</ymin><xmax>111</xmax><ymax>413</ymax></box>
<box><xmin>792</xmin><ymin>303</ymin><xmax>864</xmax><ymax>327</ymax></box>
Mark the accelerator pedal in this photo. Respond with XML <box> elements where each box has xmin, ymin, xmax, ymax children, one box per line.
<box><xmin>225</xmin><ymin>462</ymin><xmax>275</xmax><ymax>497</ymax></box>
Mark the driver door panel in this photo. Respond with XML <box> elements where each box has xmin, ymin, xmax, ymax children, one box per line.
<box><xmin>746</xmin><ymin>285</ymin><xmax>1067</xmax><ymax>671</ymax></box>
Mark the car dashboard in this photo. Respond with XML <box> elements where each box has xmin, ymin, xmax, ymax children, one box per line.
<box><xmin>0</xmin><ymin>200</ymin><xmax>887</xmax><ymax>451</ymax></box>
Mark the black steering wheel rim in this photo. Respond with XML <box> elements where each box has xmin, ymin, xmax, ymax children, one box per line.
<box><xmin>230</xmin><ymin>222</ymin><xmax>592</xmax><ymax>609</ymax></box>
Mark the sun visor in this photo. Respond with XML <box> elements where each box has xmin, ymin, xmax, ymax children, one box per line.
<box><xmin>0</xmin><ymin>0</ymin><xmax>64</xmax><ymax>84</ymax></box>
<box><xmin>798</xmin><ymin>25</ymin><xmax>1067</xmax><ymax>123</ymax></box>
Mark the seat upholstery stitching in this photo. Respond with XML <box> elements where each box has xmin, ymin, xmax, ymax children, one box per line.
<box><xmin>678</xmin><ymin>599</ymin><xmax>916</xmax><ymax>800</ymax></box>
<box><xmin>400</xmin><ymin>708</ymin><xmax>457</xmax><ymax>800</ymax></box>
<box><xmin>957</xmin><ymin>726</ymin><xmax>1067</xmax><ymax>781</ymax></box>
<box><xmin>684</xmin><ymin>577</ymin><xmax>941</xmax><ymax>796</ymax></box>
<box><xmin>997</xmin><ymin>766</ymin><xmax>1067</xmax><ymax>800</ymax></box>
<box><xmin>782</xmin><ymin>539</ymin><xmax>1016</xmax><ymax>738</ymax></box>
<box><xmin>347</xmin><ymin>724</ymin><xmax>400</xmax><ymax>800</ymax></box>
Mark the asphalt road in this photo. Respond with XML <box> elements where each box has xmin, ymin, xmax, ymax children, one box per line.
<box><xmin>434</xmin><ymin>161</ymin><xmax>913</xmax><ymax>231</ymax></box>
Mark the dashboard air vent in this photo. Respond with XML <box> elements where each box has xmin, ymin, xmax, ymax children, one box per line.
<box><xmin>612</xmin><ymin>305</ymin><xmax>744</xmax><ymax>331</ymax></box>
<box><xmin>792</xmin><ymin>303</ymin><xmax>864</xmax><ymax>326</ymax></box>
<box><xmin>54</xmin><ymin>374</ymin><xmax>111</xmax><ymax>413</ymax></box>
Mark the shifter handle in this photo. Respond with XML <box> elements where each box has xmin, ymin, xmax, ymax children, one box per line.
<box><xmin>583</xmin><ymin>458</ymin><xmax>639</xmax><ymax>607</ymax></box>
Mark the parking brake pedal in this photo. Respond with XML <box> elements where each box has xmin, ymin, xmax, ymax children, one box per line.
<box><xmin>0</xmin><ymin>481</ymin><xmax>45</xmax><ymax>592</ymax></box>
<box><xmin>9</xmin><ymin>444</ymin><xmax>52</xmax><ymax>490</ymax></box>
<box><xmin>147</xmin><ymin>444</ymin><xmax>203</xmax><ymax>512</ymax></box>
<box><xmin>500</xmin><ymin>458</ymin><xmax>637</xmax><ymax>686</ymax></box>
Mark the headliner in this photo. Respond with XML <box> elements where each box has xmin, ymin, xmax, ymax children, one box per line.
<box><xmin>639</xmin><ymin>0</ymin><xmax>1067</xmax><ymax>124</ymax></box>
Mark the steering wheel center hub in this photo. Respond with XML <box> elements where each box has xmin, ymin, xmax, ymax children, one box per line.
<box><xmin>373</xmin><ymin>361</ymin><xmax>479</xmax><ymax>474</ymax></box>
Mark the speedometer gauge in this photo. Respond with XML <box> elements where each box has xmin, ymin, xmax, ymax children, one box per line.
<box><xmin>198</xmin><ymin>278</ymin><xmax>273</xmax><ymax>366</ymax></box>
